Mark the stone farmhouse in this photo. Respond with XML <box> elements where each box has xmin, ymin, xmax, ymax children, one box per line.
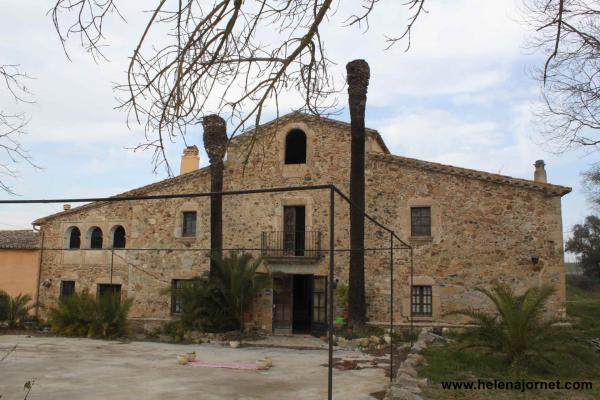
<box><xmin>32</xmin><ymin>112</ymin><xmax>571</xmax><ymax>334</ymax></box>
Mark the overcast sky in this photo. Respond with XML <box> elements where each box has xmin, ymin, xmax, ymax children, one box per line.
<box><xmin>0</xmin><ymin>1</ymin><xmax>596</xmax><ymax>253</ymax></box>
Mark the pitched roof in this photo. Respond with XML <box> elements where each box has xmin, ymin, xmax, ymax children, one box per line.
<box><xmin>0</xmin><ymin>230</ymin><xmax>40</xmax><ymax>249</ymax></box>
<box><xmin>32</xmin><ymin>112</ymin><xmax>570</xmax><ymax>224</ymax></box>
<box><xmin>231</xmin><ymin>111</ymin><xmax>391</xmax><ymax>154</ymax></box>
<box><xmin>33</xmin><ymin>165</ymin><xmax>211</xmax><ymax>225</ymax></box>
<box><xmin>371</xmin><ymin>153</ymin><xmax>571</xmax><ymax>196</ymax></box>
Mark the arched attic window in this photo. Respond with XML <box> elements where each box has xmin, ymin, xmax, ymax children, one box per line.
<box><xmin>111</xmin><ymin>225</ymin><xmax>126</xmax><ymax>249</ymax></box>
<box><xmin>66</xmin><ymin>227</ymin><xmax>81</xmax><ymax>249</ymax></box>
<box><xmin>89</xmin><ymin>227</ymin><xmax>103</xmax><ymax>249</ymax></box>
<box><xmin>284</xmin><ymin>129</ymin><xmax>307</xmax><ymax>164</ymax></box>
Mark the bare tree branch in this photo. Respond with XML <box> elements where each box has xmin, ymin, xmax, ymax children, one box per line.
<box><xmin>525</xmin><ymin>0</ymin><xmax>600</xmax><ymax>154</ymax></box>
<box><xmin>0</xmin><ymin>65</ymin><xmax>38</xmax><ymax>194</ymax></box>
<box><xmin>50</xmin><ymin>0</ymin><xmax>427</xmax><ymax>174</ymax></box>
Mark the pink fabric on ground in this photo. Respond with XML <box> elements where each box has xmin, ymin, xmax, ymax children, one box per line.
<box><xmin>188</xmin><ymin>361</ymin><xmax>258</xmax><ymax>370</ymax></box>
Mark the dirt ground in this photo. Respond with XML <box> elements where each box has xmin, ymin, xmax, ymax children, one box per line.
<box><xmin>0</xmin><ymin>335</ymin><xmax>388</xmax><ymax>400</ymax></box>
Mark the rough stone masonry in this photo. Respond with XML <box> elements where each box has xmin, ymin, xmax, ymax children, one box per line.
<box><xmin>33</xmin><ymin>112</ymin><xmax>570</xmax><ymax>333</ymax></box>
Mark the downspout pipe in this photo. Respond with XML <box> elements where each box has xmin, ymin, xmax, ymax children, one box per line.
<box><xmin>32</xmin><ymin>223</ymin><xmax>44</xmax><ymax>319</ymax></box>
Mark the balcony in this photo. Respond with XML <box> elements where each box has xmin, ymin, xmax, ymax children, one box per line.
<box><xmin>261</xmin><ymin>231</ymin><xmax>322</xmax><ymax>261</ymax></box>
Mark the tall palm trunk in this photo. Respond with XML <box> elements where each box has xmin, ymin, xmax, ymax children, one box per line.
<box><xmin>346</xmin><ymin>59</ymin><xmax>370</xmax><ymax>328</ymax></box>
<box><xmin>202</xmin><ymin>115</ymin><xmax>228</xmax><ymax>278</ymax></box>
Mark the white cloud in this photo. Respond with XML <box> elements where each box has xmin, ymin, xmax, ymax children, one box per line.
<box><xmin>0</xmin><ymin>0</ymin><xmax>595</xmax><ymax>243</ymax></box>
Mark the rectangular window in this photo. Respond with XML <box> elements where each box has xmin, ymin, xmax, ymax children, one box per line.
<box><xmin>182</xmin><ymin>211</ymin><xmax>197</xmax><ymax>237</ymax></box>
<box><xmin>60</xmin><ymin>280</ymin><xmax>75</xmax><ymax>298</ymax></box>
<box><xmin>171</xmin><ymin>279</ymin><xmax>192</xmax><ymax>314</ymax></box>
<box><xmin>312</xmin><ymin>277</ymin><xmax>327</xmax><ymax>323</ymax></box>
<box><xmin>97</xmin><ymin>284</ymin><xmax>121</xmax><ymax>300</ymax></box>
<box><xmin>411</xmin><ymin>285</ymin><xmax>432</xmax><ymax>316</ymax></box>
<box><xmin>411</xmin><ymin>207</ymin><xmax>431</xmax><ymax>237</ymax></box>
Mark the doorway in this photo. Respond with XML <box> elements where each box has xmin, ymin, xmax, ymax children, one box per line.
<box><xmin>272</xmin><ymin>274</ymin><xmax>327</xmax><ymax>336</ymax></box>
<box><xmin>283</xmin><ymin>205</ymin><xmax>306</xmax><ymax>256</ymax></box>
<box><xmin>293</xmin><ymin>275</ymin><xmax>312</xmax><ymax>333</ymax></box>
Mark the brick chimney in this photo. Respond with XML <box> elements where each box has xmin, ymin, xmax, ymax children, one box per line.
<box><xmin>534</xmin><ymin>160</ymin><xmax>547</xmax><ymax>183</ymax></box>
<box><xmin>180</xmin><ymin>146</ymin><xmax>200</xmax><ymax>175</ymax></box>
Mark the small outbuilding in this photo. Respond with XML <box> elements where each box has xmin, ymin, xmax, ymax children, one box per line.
<box><xmin>0</xmin><ymin>230</ymin><xmax>41</xmax><ymax>308</ymax></box>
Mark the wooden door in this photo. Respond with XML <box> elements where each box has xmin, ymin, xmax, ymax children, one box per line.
<box><xmin>310</xmin><ymin>276</ymin><xmax>327</xmax><ymax>336</ymax></box>
<box><xmin>273</xmin><ymin>276</ymin><xmax>293</xmax><ymax>333</ymax></box>
<box><xmin>283</xmin><ymin>206</ymin><xmax>305</xmax><ymax>256</ymax></box>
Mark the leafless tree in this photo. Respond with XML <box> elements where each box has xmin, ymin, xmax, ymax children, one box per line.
<box><xmin>525</xmin><ymin>0</ymin><xmax>600</xmax><ymax>154</ymax></box>
<box><xmin>50</xmin><ymin>0</ymin><xmax>427</xmax><ymax>175</ymax></box>
<box><xmin>0</xmin><ymin>64</ymin><xmax>36</xmax><ymax>194</ymax></box>
<box><xmin>583</xmin><ymin>162</ymin><xmax>600</xmax><ymax>206</ymax></box>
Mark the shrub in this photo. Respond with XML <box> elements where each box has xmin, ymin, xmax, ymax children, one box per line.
<box><xmin>90</xmin><ymin>294</ymin><xmax>132</xmax><ymax>338</ymax></box>
<box><xmin>48</xmin><ymin>291</ymin><xmax>132</xmax><ymax>339</ymax></box>
<box><xmin>166</xmin><ymin>276</ymin><xmax>238</xmax><ymax>334</ymax></box>
<box><xmin>335</xmin><ymin>282</ymin><xmax>349</xmax><ymax>310</ymax></box>
<box><xmin>447</xmin><ymin>284</ymin><xmax>564</xmax><ymax>375</ymax></box>
<box><xmin>0</xmin><ymin>293</ymin><xmax>34</xmax><ymax>329</ymax></box>
<box><xmin>48</xmin><ymin>292</ymin><xmax>97</xmax><ymax>336</ymax></box>
<box><xmin>165</xmin><ymin>252</ymin><xmax>270</xmax><ymax>335</ymax></box>
<box><xmin>212</xmin><ymin>253</ymin><xmax>271</xmax><ymax>330</ymax></box>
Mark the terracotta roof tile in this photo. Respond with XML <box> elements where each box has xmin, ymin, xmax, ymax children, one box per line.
<box><xmin>371</xmin><ymin>153</ymin><xmax>571</xmax><ymax>197</ymax></box>
<box><xmin>0</xmin><ymin>230</ymin><xmax>40</xmax><ymax>249</ymax></box>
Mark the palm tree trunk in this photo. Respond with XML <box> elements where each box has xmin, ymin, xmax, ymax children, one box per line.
<box><xmin>202</xmin><ymin>115</ymin><xmax>228</xmax><ymax>278</ymax></box>
<box><xmin>346</xmin><ymin>59</ymin><xmax>370</xmax><ymax>328</ymax></box>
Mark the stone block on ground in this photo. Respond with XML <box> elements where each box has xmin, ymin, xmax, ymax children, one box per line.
<box><xmin>397</xmin><ymin>365</ymin><xmax>418</xmax><ymax>378</ymax></box>
<box><xmin>396</xmin><ymin>373</ymin><xmax>428</xmax><ymax>387</ymax></box>
<box><xmin>385</xmin><ymin>386</ymin><xmax>423</xmax><ymax>400</ymax></box>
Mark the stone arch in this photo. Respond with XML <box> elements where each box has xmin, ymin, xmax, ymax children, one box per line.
<box><xmin>65</xmin><ymin>226</ymin><xmax>81</xmax><ymax>249</ymax></box>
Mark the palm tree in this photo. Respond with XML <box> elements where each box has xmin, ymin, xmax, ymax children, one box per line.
<box><xmin>347</xmin><ymin>59</ymin><xmax>370</xmax><ymax>328</ymax></box>
<box><xmin>202</xmin><ymin>114</ymin><xmax>228</xmax><ymax>277</ymax></box>
<box><xmin>211</xmin><ymin>252</ymin><xmax>271</xmax><ymax>331</ymax></box>
<box><xmin>448</xmin><ymin>284</ymin><xmax>563</xmax><ymax>374</ymax></box>
<box><xmin>7</xmin><ymin>293</ymin><xmax>33</xmax><ymax>329</ymax></box>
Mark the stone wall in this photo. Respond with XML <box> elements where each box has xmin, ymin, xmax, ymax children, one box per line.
<box><xmin>34</xmin><ymin>113</ymin><xmax>568</xmax><ymax>330</ymax></box>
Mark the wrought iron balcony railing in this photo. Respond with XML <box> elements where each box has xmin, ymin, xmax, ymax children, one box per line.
<box><xmin>261</xmin><ymin>231</ymin><xmax>322</xmax><ymax>259</ymax></box>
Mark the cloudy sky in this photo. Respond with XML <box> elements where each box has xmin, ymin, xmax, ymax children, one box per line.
<box><xmin>0</xmin><ymin>1</ymin><xmax>596</xmax><ymax>252</ymax></box>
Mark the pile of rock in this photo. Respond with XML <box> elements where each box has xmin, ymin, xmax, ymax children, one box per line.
<box><xmin>384</xmin><ymin>328</ymin><xmax>439</xmax><ymax>400</ymax></box>
<box><xmin>336</xmin><ymin>334</ymin><xmax>392</xmax><ymax>351</ymax></box>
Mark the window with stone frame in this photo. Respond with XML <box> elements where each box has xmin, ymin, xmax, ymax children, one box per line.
<box><xmin>284</xmin><ymin>129</ymin><xmax>307</xmax><ymax>164</ymax></box>
<box><xmin>171</xmin><ymin>279</ymin><xmax>192</xmax><ymax>314</ymax></box>
<box><xmin>410</xmin><ymin>207</ymin><xmax>431</xmax><ymax>237</ymax></box>
<box><xmin>112</xmin><ymin>225</ymin><xmax>126</xmax><ymax>248</ymax></box>
<box><xmin>60</xmin><ymin>280</ymin><xmax>75</xmax><ymax>298</ymax></box>
<box><xmin>90</xmin><ymin>227</ymin><xmax>103</xmax><ymax>249</ymax></box>
<box><xmin>97</xmin><ymin>284</ymin><xmax>121</xmax><ymax>300</ymax></box>
<box><xmin>182</xmin><ymin>211</ymin><xmax>197</xmax><ymax>237</ymax></box>
<box><xmin>67</xmin><ymin>227</ymin><xmax>81</xmax><ymax>249</ymax></box>
<box><xmin>411</xmin><ymin>285</ymin><xmax>432</xmax><ymax>316</ymax></box>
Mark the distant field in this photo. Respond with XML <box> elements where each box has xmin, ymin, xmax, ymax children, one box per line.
<box><xmin>565</xmin><ymin>262</ymin><xmax>583</xmax><ymax>274</ymax></box>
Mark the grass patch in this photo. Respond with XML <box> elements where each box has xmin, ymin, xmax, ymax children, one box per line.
<box><xmin>566</xmin><ymin>285</ymin><xmax>600</xmax><ymax>339</ymax></box>
<box><xmin>419</xmin><ymin>285</ymin><xmax>600</xmax><ymax>399</ymax></box>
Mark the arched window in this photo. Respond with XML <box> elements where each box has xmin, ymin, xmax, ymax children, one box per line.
<box><xmin>112</xmin><ymin>226</ymin><xmax>126</xmax><ymax>249</ymax></box>
<box><xmin>284</xmin><ymin>129</ymin><xmax>307</xmax><ymax>164</ymax></box>
<box><xmin>66</xmin><ymin>227</ymin><xmax>81</xmax><ymax>249</ymax></box>
<box><xmin>89</xmin><ymin>227</ymin><xmax>103</xmax><ymax>249</ymax></box>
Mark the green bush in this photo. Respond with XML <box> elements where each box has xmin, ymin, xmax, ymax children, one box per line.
<box><xmin>90</xmin><ymin>293</ymin><xmax>133</xmax><ymax>338</ymax></box>
<box><xmin>0</xmin><ymin>292</ymin><xmax>34</xmax><ymax>329</ymax></box>
<box><xmin>6</xmin><ymin>294</ymin><xmax>33</xmax><ymax>329</ymax></box>
<box><xmin>212</xmin><ymin>253</ymin><xmax>271</xmax><ymax>330</ymax></box>
<box><xmin>447</xmin><ymin>284</ymin><xmax>564</xmax><ymax>375</ymax></box>
<box><xmin>166</xmin><ymin>276</ymin><xmax>238</xmax><ymax>334</ymax></box>
<box><xmin>48</xmin><ymin>291</ymin><xmax>132</xmax><ymax>339</ymax></box>
<box><xmin>165</xmin><ymin>252</ymin><xmax>270</xmax><ymax>336</ymax></box>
